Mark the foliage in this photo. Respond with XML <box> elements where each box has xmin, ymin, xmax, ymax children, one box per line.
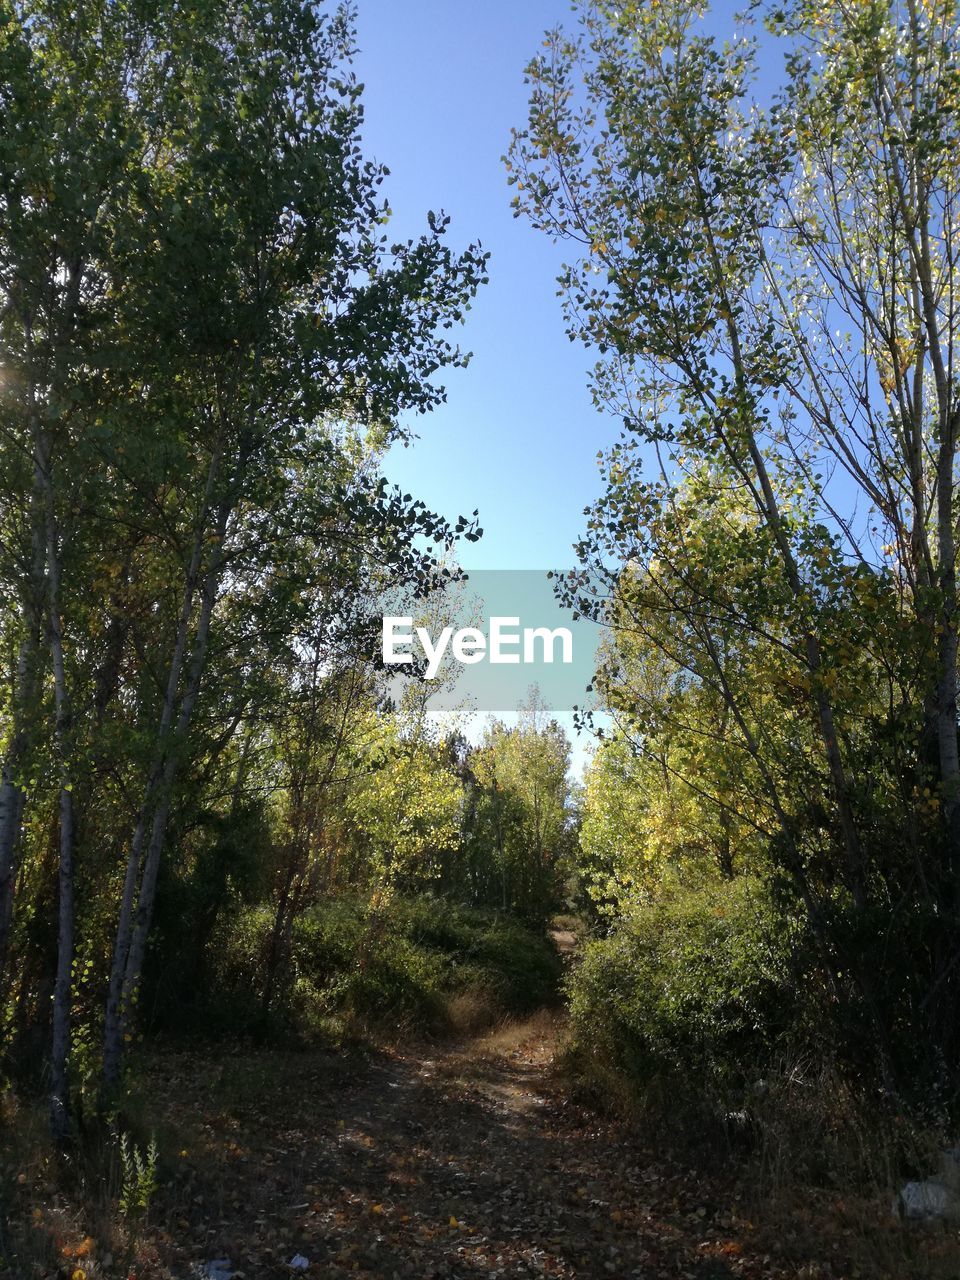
<box><xmin>342</xmin><ymin>711</ymin><xmax>463</xmax><ymax>896</ymax></box>
<box><xmin>117</xmin><ymin>1130</ymin><xmax>159</xmax><ymax>1220</ymax></box>
<box><xmin>0</xmin><ymin>0</ymin><xmax>490</xmax><ymax>1126</ymax></box>
<box><xmin>565</xmin><ymin>879</ymin><xmax>806</xmax><ymax>1102</ymax></box>
<box><xmin>457</xmin><ymin>689</ymin><xmax>577</xmax><ymax>921</ymax></box>
<box><xmin>207</xmin><ymin>895</ymin><xmax>563</xmax><ymax>1037</ymax></box>
<box><xmin>510</xmin><ymin>0</ymin><xmax>960</xmax><ymax>1099</ymax></box>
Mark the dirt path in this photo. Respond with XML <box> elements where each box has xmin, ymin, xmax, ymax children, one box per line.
<box><xmin>135</xmin><ymin>1015</ymin><xmax>846</xmax><ymax>1280</ymax></box>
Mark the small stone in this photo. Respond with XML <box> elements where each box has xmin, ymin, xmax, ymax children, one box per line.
<box><xmin>897</xmin><ymin>1179</ymin><xmax>958</xmax><ymax>1221</ymax></box>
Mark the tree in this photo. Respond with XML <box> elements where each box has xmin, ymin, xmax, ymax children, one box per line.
<box><xmin>509</xmin><ymin>0</ymin><xmax>960</xmax><ymax>1088</ymax></box>
<box><xmin>470</xmin><ymin>690</ymin><xmax>573</xmax><ymax>920</ymax></box>
<box><xmin>342</xmin><ymin>708</ymin><xmax>463</xmax><ymax>902</ymax></box>
<box><xmin>0</xmin><ymin>0</ymin><xmax>488</xmax><ymax>1128</ymax></box>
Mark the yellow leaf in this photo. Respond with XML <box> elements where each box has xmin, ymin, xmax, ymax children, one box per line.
<box><xmin>371</xmin><ymin>1203</ymin><xmax>384</xmax><ymax>1215</ymax></box>
<box><xmin>449</xmin><ymin>1215</ymin><xmax>459</xmax><ymax>1228</ymax></box>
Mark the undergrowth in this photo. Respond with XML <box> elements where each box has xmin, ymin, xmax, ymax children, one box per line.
<box><xmin>194</xmin><ymin>894</ymin><xmax>564</xmax><ymax>1042</ymax></box>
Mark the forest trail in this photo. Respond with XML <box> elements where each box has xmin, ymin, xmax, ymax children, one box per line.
<box><xmin>136</xmin><ymin>1010</ymin><xmax>835</xmax><ymax>1280</ymax></box>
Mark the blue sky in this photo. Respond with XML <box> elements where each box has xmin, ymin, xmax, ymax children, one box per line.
<box><xmin>353</xmin><ymin>0</ymin><xmax>606</xmax><ymax>771</ymax></box>
<box><xmin>353</xmin><ymin>0</ymin><xmax>765</xmax><ymax>574</ymax></box>
<box><xmin>353</xmin><ymin>0</ymin><xmax>600</xmax><ymax>573</ymax></box>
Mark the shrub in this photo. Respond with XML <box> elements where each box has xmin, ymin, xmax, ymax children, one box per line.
<box><xmin>396</xmin><ymin>897</ymin><xmax>563</xmax><ymax>1012</ymax></box>
<box><xmin>565</xmin><ymin>878</ymin><xmax>804</xmax><ymax>1108</ymax></box>
<box><xmin>204</xmin><ymin>894</ymin><xmax>563</xmax><ymax>1039</ymax></box>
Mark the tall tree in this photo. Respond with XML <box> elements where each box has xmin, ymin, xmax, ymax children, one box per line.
<box><xmin>510</xmin><ymin>0</ymin><xmax>960</xmax><ymax>1085</ymax></box>
<box><xmin>0</xmin><ymin>0</ymin><xmax>487</xmax><ymax>1124</ymax></box>
<box><xmin>471</xmin><ymin>690</ymin><xmax>573</xmax><ymax>919</ymax></box>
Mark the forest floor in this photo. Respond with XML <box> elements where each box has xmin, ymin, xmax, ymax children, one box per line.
<box><xmin>109</xmin><ymin>1020</ymin><xmax>801</xmax><ymax>1279</ymax></box>
<box><xmin>7</xmin><ymin>933</ymin><xmax>958</xmax><ymax>1279</ymax></box>
<box><xmin>94</xmin><ymin>1012</ymin><xmax>950</xmax><ymax>1280</ymax></box>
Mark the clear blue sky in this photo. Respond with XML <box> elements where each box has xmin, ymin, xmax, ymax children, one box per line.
<box><xmin>353</xmin><ymin>1</ymin><xmax>775</xmax><ymax>579</ymax></box>
<box><xmin>353</xmin><ymin>0</ymin><xmax>600</xmax><ymax>573</ymax></box>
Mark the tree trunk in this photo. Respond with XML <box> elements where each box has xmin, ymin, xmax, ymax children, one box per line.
<box><xmin>103</xmin><ymin>498</ymin><xmax>227</xmax><ymax>1091</ymax></box>
<box><xmin>49</xmin><ymin>783</ymin><xmax>75</xmax><ymax>1142</ymax></box>
<box><xmin>35</xmin><ymin>431</ymin><xmax>75</xmax><ymax>1142</ymax></box>
<box><xmin>0</xmin><ymin>770</ymin><xmax>26</xmax><ymax>982</ymax></box>
<box><xmin>102</xmin><ymin>463</ymin><xmax>222</xmax><ymax>1092</ymax></box>
<box><xmin>0</xmin><ymin>511</ymin><xmax>47</xmax><ymax>983</ymax></box>
<box><xmin>935</xmin><ymin>429</ymin><xmax>960</xmax><ymax>871</ymax></box>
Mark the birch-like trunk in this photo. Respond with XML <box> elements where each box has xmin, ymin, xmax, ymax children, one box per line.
<box><xmin>102</xmin><ymin>492</ymin><xmax>227</xmax><ymax>1091</ymax></box>
<box><xmin>0</xmin><ymin>653</ymin><xmax>30</xmax><ymax>983</ymax></box>
<box><xmin>0</xmin><ymin>513</ymin><xmax>47</xmax><ymax>983</ymax></box>
<box><xmin>34</xmin><ymin>429</ymin><xmax>75</xmax><ymax>1142</ymax></box>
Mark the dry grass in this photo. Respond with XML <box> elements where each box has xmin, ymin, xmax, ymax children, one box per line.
<box><xmin>441</xmin><ymin>989</ymin><xmax>501</xmax><ymax>1035</ymax></box>
<box><xmin>553</xmin><ymin>1043</ymin><xmax>960</xmax><ymax>1279</ymax></box>
<box><xmin>472</xmin><ymin>1007</ymin><xmax>562</xmax><ymax>1059</ymax></box>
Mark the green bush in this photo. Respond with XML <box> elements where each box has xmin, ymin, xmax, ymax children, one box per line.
<box><xmin>565</xmin><ymin>878</ymin><xmax>804</xmax><ymax>1104</ymax></box>
<box><xmin>205</xmin><ymin>894</ymin><xmax>563</xmax><ymax>1038</ymax></box>
<box><xmin>395</xmin><ymin>897</ymin><xmax>563</xmax><ymax>1012</ymax></box>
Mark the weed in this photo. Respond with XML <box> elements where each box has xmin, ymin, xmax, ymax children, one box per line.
<box><xmin>117</xmin><ymin>1130</ymin><xmax>158</xmax><ymax>1220</ymax></box>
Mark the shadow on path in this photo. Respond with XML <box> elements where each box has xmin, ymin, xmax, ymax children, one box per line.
<box><xmin>146</xmin><ymin>1011</ymin><xmax>813</xmax><ymax>1279</ymax></box>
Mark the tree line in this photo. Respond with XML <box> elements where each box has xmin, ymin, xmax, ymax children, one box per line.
<box><xmin>6</xmin><ymin>0</ymin><xmax>960</xmax><ymax>1176</ymax></box>
<box><xmin>0</xmin><ymin>0</ymin><xmax>578</xmax><ymax>1141</ymax></box>
<box><xmin>512</xmin><ymin>0</ymin><xmax>960</xmax><ymax>1109</ymax></box>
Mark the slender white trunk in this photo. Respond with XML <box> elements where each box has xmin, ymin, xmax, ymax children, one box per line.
<box><xmin>0</xmin><ymin>513</ymin><xmax>46</xmax><ymax>983</ymax></box>
<box><xmin>0</xmin><ymin>769</ymin><xmax>26</xmax><ymax>981</ymax></box>
<box><xmin>34</xmin><ymin>430</ymin><xmax>75</xmax><ymax>1142</ymax></box>
<box><xmin>120</xmin><ymin>526</ymin><xmax>224</xmax><ymax>1003</ymax></box>
<box><xmin>102</xmin><ymin>488</ymin><xmax>227</xmax><ymax>1091</ymax></box>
